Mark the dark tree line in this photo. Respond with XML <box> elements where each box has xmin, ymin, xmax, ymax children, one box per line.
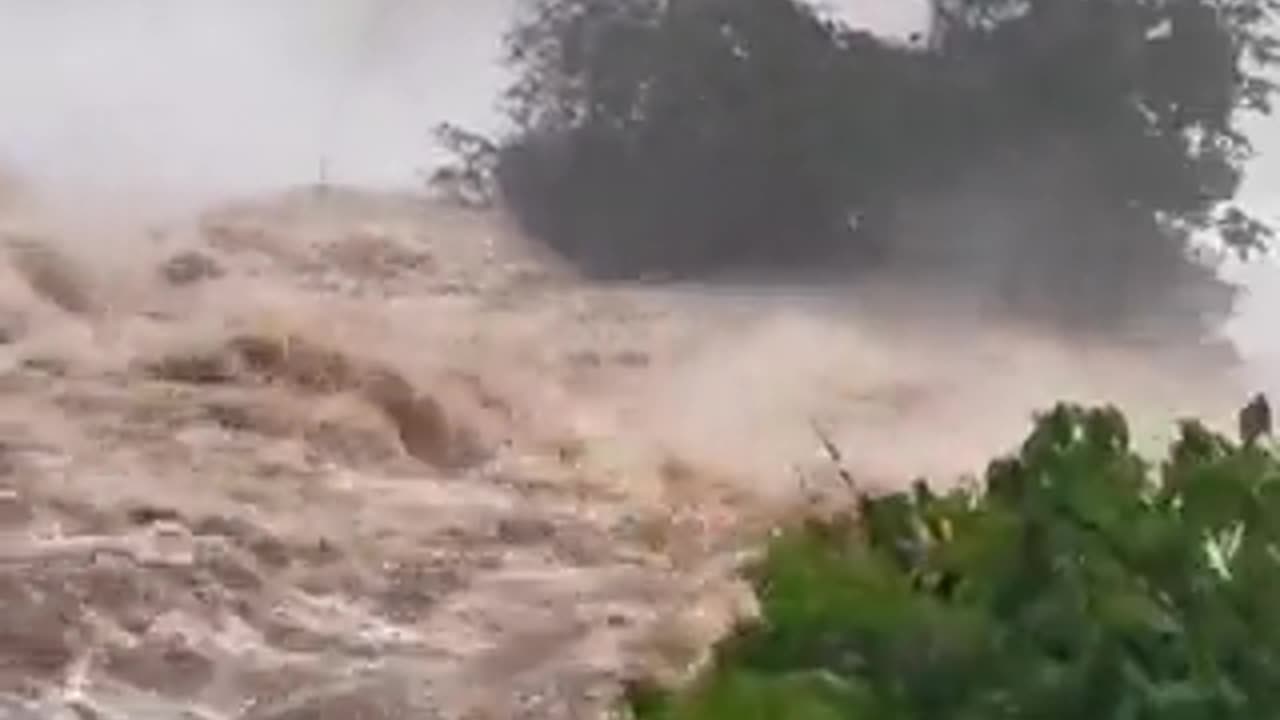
<box><xmin>446</xmin><ymin>0</ymin><xmax>1280</xmax><ymax>340</ymax></box>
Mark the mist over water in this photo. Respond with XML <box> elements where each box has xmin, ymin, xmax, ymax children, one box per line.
<box><xmin>0</xmin><ymin>0</ymin><xmax>1276</xmax><ymax>384</ymax></box>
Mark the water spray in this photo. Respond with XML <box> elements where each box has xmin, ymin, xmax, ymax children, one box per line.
<box><xmin>313</xmin><ymin>0</ymin><xmax>412</xmax><ymax>197</ymax></box>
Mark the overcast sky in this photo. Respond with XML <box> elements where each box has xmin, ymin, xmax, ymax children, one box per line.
<box><xmin>0</xmin><ymin>0</ymin><xmax>515</xmax><ymax>194</ymax></box>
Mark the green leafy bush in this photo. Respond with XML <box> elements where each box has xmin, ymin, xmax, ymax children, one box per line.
<box><xmin>628</xmin><ymin>403</ymin><xmax>1280</xmax><ymax>719</ymax></box>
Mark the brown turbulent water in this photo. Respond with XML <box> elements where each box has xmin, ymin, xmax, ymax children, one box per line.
<box><xmin>0</xmin><ymin>181</ymin><xmax>1245</xmax><ymax>719</ymax></box>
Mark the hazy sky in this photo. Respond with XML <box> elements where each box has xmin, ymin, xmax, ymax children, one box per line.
<box><xmin>0</xmin><ymin>1</ymin><xmax>515</xmax><ymax>193</ymax></box>
<box><xmin>0</xmin><ymin>0</ymin><xmax>932</xmax><ymax>194</ymax></box>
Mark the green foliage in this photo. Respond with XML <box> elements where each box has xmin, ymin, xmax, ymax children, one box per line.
<box><xmin>482</xmin><ymin>0</ymin><xmax>1279</xmax><ymax>338</ymax></box>
<box><xmin>628</xmin><ymin>403</ymin><xmax>1280</xmax><ymax>719</ymax></box>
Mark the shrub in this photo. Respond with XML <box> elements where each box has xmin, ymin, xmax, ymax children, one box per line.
<box><xmin>627</xmin><ymin>403</ymin><xmax>1280</xmax><ymax>719</ymax></box>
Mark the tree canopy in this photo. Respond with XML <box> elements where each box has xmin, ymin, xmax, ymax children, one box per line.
<box><xmin>475</xmin><ymin>0</ymin><xmax>1280</xmax><ymax>339</ymax></box>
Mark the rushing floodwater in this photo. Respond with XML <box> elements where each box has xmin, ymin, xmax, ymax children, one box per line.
<box><xmin>0</xmin><ymin>0</ymin><xmax>1276</xmax><ymax>387</ymax></box>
